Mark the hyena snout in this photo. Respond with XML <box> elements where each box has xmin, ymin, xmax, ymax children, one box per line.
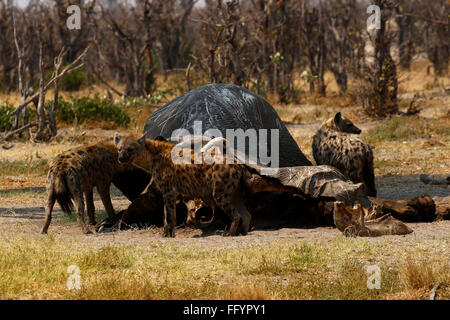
<box><xmin>353</xmin><ymin>127</ymin><xmax>362</xmax><ymax>134</ymax></box>
<box><xmin>118</xmin><ymin>152</ymin><xmax>131</xmax><ymax>164</ymax></box>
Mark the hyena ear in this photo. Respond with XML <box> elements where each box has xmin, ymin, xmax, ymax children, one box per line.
<box><xmin>334</xmin><ymin>112</ymin><xmax>342</xmax><ymax>124</ymax></box>
<box><xmin>114</xmin><ymin>132</ymin><xmax>121</xmax><ymax>147</ymax></box>
<box><xmin>137</xmin><ymin>134</ymin><xmax>146</xmax><ymax>146</ymax></box>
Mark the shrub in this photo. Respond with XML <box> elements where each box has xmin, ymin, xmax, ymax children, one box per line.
<box><xmin>59</xmin><ymin>68</ymin><xmax>88</xmax><ymax>91</ymax></box>
<box><xmin>116</xmin><ymin>90</ymin><xmax>172</xmax><ymax>108</ymax></box>
<box><xmin>0</xmin><ymin>100</ymin><xmax>14</xmax><ymax>131</ymax></box>
<box><xmin>45</xmin><ymin>67</ymin><xmax>87</xmax><ymax>92</ymax></box>
<box><xmin>55</xmin><ymin>95</ymin><xmax>130</xmax><ymax>127</ymax></box>
<box><xmin>116</xmin><ymin>96</ymin><xmax>154</xmax><ymax>109</ymax></box>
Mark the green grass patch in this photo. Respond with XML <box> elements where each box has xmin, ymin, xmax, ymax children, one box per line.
<box><xmin>55</xmin><ymin>94</ymin><xmax>130</xmax><ymax>127</ymax></box>
<box><xmin>0</xmin><ymin>100</ymin><xmax>14</xmax><ymax>131</ymax></box>
<box><xmin>0</xmin><ymin>159</ymin><xmax>49</xmax><ymax>177</ymax></box>
<box><xmin>0</xmin><ymin>188</ymin><xmax>46</xmax><ymax>199</ymax></box>
<box><xmin>365</xmin><ymin>116</ymin><xmax>450</xmax><ymax>144</ymax></box>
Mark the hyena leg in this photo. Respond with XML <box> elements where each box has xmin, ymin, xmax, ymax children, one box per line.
<box><xmin>214</xmin><ymin>192</ymin><xmax>241</xmax><ymax>236</ymax></box>
<box><xmin>234</xmin><ymin>196</ymin><xmax>251</xmax><ymax>236</ymax></box>
<box><xmin>85</xmin><ymin>188</ymin><xmax>96</xmax><ymax>225</ymax></box>
<box><xmin>239</xmin><ymin>208</ymin><xmax>251</xmax><ymax>236</ymax></box>
<box><xmin>41</xmin><ymin>191</ymin><xmax>56</xmax><ymax>234</ymax></box>
<box><xmin>74</xmin><ymin>195</ymin><xmax>90</xmax><ymax>234</ymax></box>
<box><xmin>162</xmin><ymin>192</ymin><xmax>177</xmax><ymax>238</ymax></box>
<box><xmin>97</xmin><ymin>183</ymin><xmax>116</xmax><ymax>220</ymax></box>
<box><xmin>69</xmin><ymin>184</ymin><xmax>90</xmax><ymax>234</ymax></box>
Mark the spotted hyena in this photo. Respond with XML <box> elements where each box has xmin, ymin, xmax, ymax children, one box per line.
<box><xmin>113</xmin><ymin>133</ymin><xmax>252</xmax><ymax>237</ymax></box>
<box><xmin>41</xmin><ymin>142</ymin><xmax>148</xmax><ymax>234</ymax></box>
<box><xmin>312</xmin><ymin>112</ymin><xmax>377</xmax><ymax>197</ymax></box>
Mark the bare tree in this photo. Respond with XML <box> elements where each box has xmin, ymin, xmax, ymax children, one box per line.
<box><xmin>422</xmin><ymin>0</ymin><xmax>449</xmax><ymax>76</ymax></box>
<box><xmin>192</xmin><ymin>0</ymin><xmax>253</xmax><ymax>85</ymax></box>
<box><xmin>362</xmin><ymin>0</ymin><xmax>399</xmax><ymax>117</ymax></box>
<box><xmin>322</xmin><ymin>0</ymin><xmax>365</xmax><ymax>96</ymax></box>
<box><xmin>300</xmin><ymin>1</ymin><xmax>327</xmax><ymax>96</ymax></box>
<box><xmin>152</xmin><ymin>0</ymin><xmax>196</xmax><ymax>74</ymax></box>
<box><xmin>394</xmin><ymin>1</ymin><xmax>414</xmax><ymax>70</ymax></box>
<box><xmin>0</xmin><ymin>0</ymin><xmax>16</xmax><ymax>92</ymax></box>
<box><xmin>5</xmin><ymin>34</ymin><xmax>88</xmax><ymax>142</ymax></box>
<box><xmin>0</xmin><ymin>0</ymin><xmax>447</xmax><ymax>109</ymax></box>
<box><xmin>10</xmin><ymin>5</ymin><xmax>37</xmax><ymax>135</ymax></box>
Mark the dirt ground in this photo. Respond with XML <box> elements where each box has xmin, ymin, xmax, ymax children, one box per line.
<box><xmin>0</xmin><ymin>192</ymin><xmax>449</xmax><ymax>250</ymax></box>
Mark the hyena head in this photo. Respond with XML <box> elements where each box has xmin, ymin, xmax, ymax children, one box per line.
<box><xmin>325</xmin><ymin>112</ymin><xmax>361</xmax><ymax>134</ymax></box>
<box><xmin>114</xmin><ymin>133</ymin><xmax>146</xmax><ymax>164</ymax></box>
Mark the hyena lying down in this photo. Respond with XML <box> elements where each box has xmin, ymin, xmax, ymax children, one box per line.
<box><xmin>114</xmin><ymin>133</ymin><xmax>254</xmax><ymax>237</ymax></box>
<box><xmin>41</xmin><ymin>142</ymin><xmax>149</xmax><ymax>234</ymax></box>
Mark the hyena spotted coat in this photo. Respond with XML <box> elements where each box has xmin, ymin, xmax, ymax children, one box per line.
<box><xmin>312</xmin><ymin>112</ymin><xmax>377</xmax><ymax>197</ymax></box>
<box><xmin>41</xmin><ymin>142</ymin><xmax>147</xmax><ymax>234</ymax></box>
<box><xmin>114</xmin><ymin>133</ymin><xmax>252</xmax><ymax>238</ymax></box>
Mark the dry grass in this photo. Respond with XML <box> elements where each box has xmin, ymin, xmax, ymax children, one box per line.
<box><xmin>0</xmin><ymin>235</ymin><xmax>447</xmax><ymax>300</ymax></box>
<box><xmin>363</xmin><ymin>116</ymin><xmax>450</xmax><ymax>176</ymax></box>
<box><xmin>401</xmin><ymin>259</ymin><xmax>438</xmax><ymax>291</ymax></box>
<box><xmin>397</xmin><ymin>60</ymin><xmax>450</xmax><ymax>93</ymax></box>
<box><xmin>219</xmin><ymin>283</ymin><xmax>279</xmax><ymax>300</ymax></box>
<box><xmin>394</xmin><ymin>258</ymin><xmax>449</xmax><ymax>300</ymax></box>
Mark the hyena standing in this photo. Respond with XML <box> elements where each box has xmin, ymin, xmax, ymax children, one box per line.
<box><xmin>41</xmin><ymin>142</ymin><xmax>144</xmax><ymax>234</ymax></box>
<box><xmin>113</xmin><ymin>133</ymin><xmax>252</xmax><ymax>237</ymax></box>
<box><xmin>312</xmin><ymin>112</ymin><xmax>377</xmax><ymax>197</ymax></box>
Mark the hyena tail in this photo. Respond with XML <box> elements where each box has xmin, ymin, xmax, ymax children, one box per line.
<box><xmin>52</xmin><ymin>171</ymin><xmax>75</xmax><ymax>215</ymax></box>
<box><xmin>363</xmin><ymin>156</ymin><xmax>377</xmax><ymax>198</ymax></box>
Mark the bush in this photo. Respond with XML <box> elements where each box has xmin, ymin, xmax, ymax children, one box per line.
<box><xmin>55</xmin><ymin>95</ymin><xmax>130</xmax><ymax>127</ymax></box>
<box><xmin>116</xmin><ymin>96</ymin><xmax>154</xmax><ymax>109</ymax></box>
<box><xmin>116</xmin><ymin>90</ymin><xmax>172</xmax><ymax>108</ymax></box>
<box><xmin>60</xmin><ymin>68</ymin><xmax>88</xmax><ymax>91</ymax></box>
<box><xmin>0</xmin><ymin>100</ymin><xmax>14</xmax><ymax>131</ymax></box>
<box><xmin>46</xmin><ymin>67</ymin><xmax>87</xmax><ymax>91</ymax></box>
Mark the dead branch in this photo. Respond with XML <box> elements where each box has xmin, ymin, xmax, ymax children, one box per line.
<box><xmin>405</xmin><ymin>94</ymin><xmax>421</xmax><ymax>115</ymax></box>
<box><xmin>429</xmin><ymin>281</ymin><xmax>443</xmax><ymax>300</ymax></box>
<box><xmin>3</xmin><ymin>121</ymin><xmax>38</xmax><ymax>140</ymax></box>
<box><xmin>186</xmin><ymin>62</ymin><xmax>192</xmax><ymax>92</ymax></box>
<box><xmin>10</xmin><ymin>47</ymin><xmax>89</xmax><ymax>117</ymax></box>
<box><xmin>89</xmin><ymin>64</ymin><xmax>125</xmax><ymax>97</ymax></box>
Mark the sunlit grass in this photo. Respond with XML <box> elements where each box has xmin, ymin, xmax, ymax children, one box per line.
<box><xmin>0</xmin><ymin>159</ymin><xmax>49</xmax><ymax>177</ymax></box>
<box><xmin>364</xmin><ymin>116</ymin><xmax>450</xmax><ymax>145</ymax></box>
<box><xmin>0</xmin><ymin>236</ymin><xmax>448</xmax><ymax>300</ymax></box>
